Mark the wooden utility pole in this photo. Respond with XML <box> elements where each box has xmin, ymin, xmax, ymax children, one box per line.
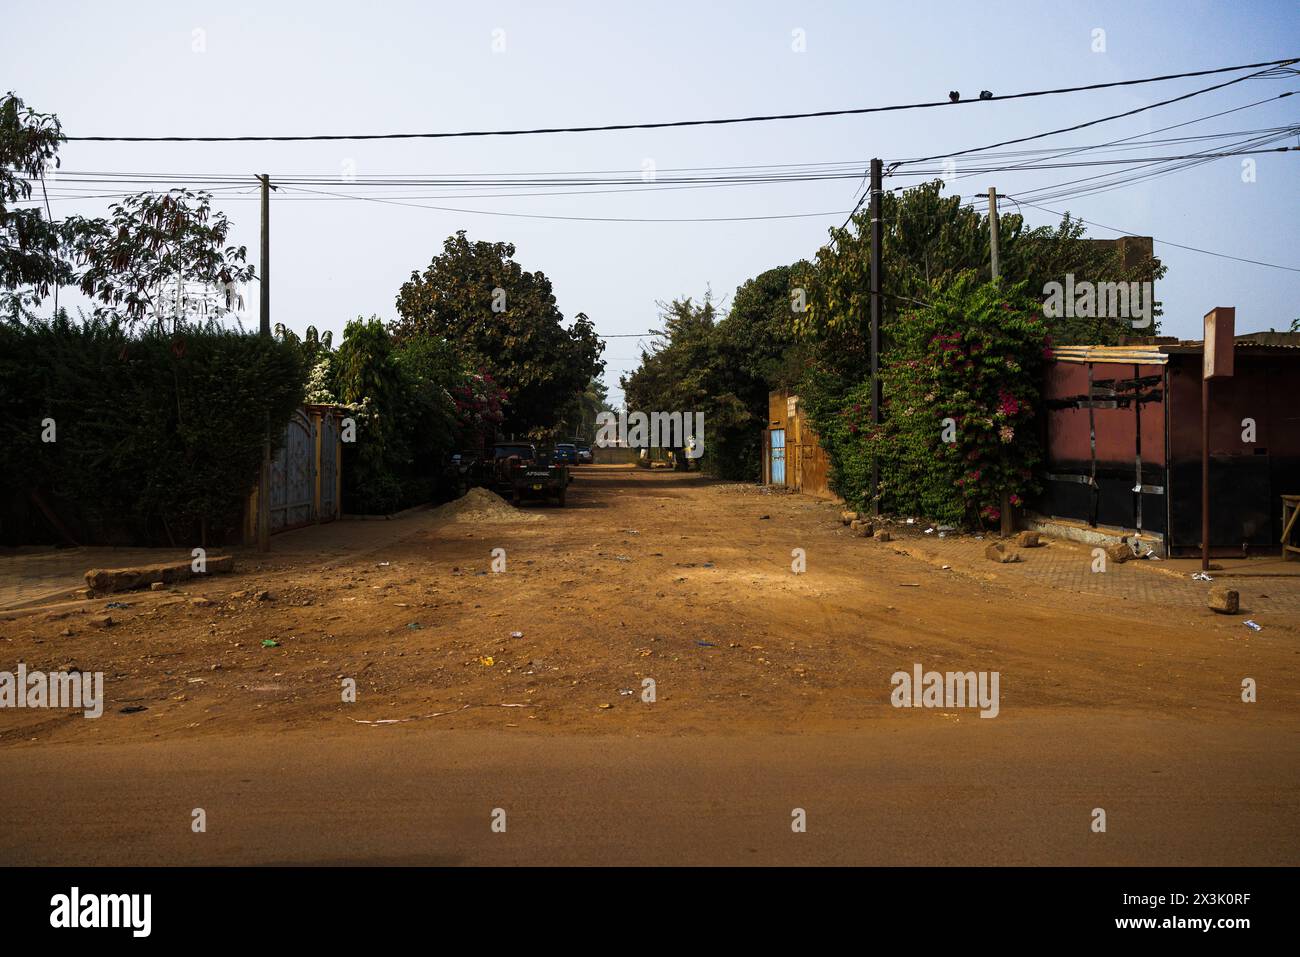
<box><xmin>258</xmin><ymin>174</ymin><xmax>272</xmax><ymax>552</ymax></box>
<box><xmin>869</xmin><ymin>158</ymin><xmax>882</xmax><ymax>516</ymax></box>
<box><xmin>988</xmin><ymin>187</ymin><xmax>1001</xmax><ymax>281</ymax></box>
<box><xmin>259</xmin><ymin>174</ymin><xmax>271</xmax><ymax>335</ymax></box>
<box><xmin>989</xmin><ymin>187</ymin><xmax>1013</xmax><ymax>537</ymax></box>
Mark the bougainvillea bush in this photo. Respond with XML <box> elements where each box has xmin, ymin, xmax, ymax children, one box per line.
<box><xmin>810</xmin><ymin>275</ymin><xmax>1050</xmax><ymax>527</ymax></box>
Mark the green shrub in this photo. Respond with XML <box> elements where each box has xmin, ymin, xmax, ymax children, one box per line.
<box><xmin>803</xmin><ymin>276</ymin><xmax>1048</xmax><ymax>527</ymax></box>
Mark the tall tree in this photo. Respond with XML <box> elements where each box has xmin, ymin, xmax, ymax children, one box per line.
<box><xmin>795</xmin><ymin>179</ymin><xmax>1167</xmax><ymax>378</ymax></box>
<box><xmin>72</xmin><ymin>189</ymin><xmax>255</xmax><ymax>333</ymax></box>
<box><xmin>393</xmin><ymin>230</ymin><xmax>604</xmax><ymax>434</ymax></box>
<box><xmin>0</xmin><ymin>92</ymin><xmax>77</xmax><ymax>321</ymax></box>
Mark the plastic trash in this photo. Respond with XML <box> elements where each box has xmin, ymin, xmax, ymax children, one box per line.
<box><xmin>1243</xmin><ymin>620</ymin><xmax>1262</xmax><ymax>632</ymax></box>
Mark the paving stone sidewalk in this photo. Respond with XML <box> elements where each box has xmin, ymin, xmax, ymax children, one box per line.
<box><xmin>884</xmin><ymin>527</ymin><xmax>1300</xmax><ymax>619</ymax></box>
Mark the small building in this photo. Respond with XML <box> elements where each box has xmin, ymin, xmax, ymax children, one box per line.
<box><xmin>762</xmin><ymin>390</ymin><xmax>835</xmax><ymax>499</ymax></box>
<box><xmin>1037</xmin><ymin>331</ymin><xmax>1300</xmax><ymax>557</ymax></box>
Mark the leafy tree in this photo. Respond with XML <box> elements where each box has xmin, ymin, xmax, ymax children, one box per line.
<box><xmin>622</xmin><ymin>294</ymin><xmax>719</xmax><ymax>468</ymax></box>
<box><xmin>276</xmin><ymin>323</ymin><xmax>333</xmax><ymax>367</ymax></box>
<box><xmin>795</xmin><ymin>179</ymin><xmax>1166</xmax><ymax>517</ymax></box>
<box><xmin>393</xmin><ymin>230</ymin><xmax>604</xmax><ymax>434</ymax></box>
<box><xmin>556</xmin><ymin>377</ymin><xmax>615</xmax><ymax>443</ymax></box>
<box><xmin>331</xmin><ymin>317</ymin><xmax>477</xmax><ymax>512</ymax></box>
<box><xmin>0</xmin><ymin>92</ymin><xmax>78</xmax><ymax>321</ymax></box>
<box><xmin>708</xmin><ymin>265</ymin><xmax>810</xmax><ymax>477</ymax></box>
<box><xmin>806</xmin><ymin>276</ymin><xmax>1048</xmax><ymax>523</ymax></box>
<box><xmin>621</xmin><ymin>268</ymin><xmax>809</xmax><ymax>479</ymax></box>
<box><xmin>333</xmin><ymin>317</ymin><xmax>410</xmax><ymax>512</ymax></box>
<box><xmin>72</xmin><ymin>189</ymin><xmax>255</xmax><ymax>332</ymax></box>
<box><xmin>795</xmin><ymin>180</ymin><xmax>1166</xmax><ymax>378</ymax></box>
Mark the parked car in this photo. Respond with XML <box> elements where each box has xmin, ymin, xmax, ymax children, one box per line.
<box><xmin>576</xmin><ymin>444</ymin><xmax>593</xmax><ymax>463</ymax></box>
<box><xmin>490</xmin><ymin>442</ymin><xmax>568</xmax><ymax>506</ymax></box>
<box><xmin>554</xmin><ymin>443</ymin><xmax>579</xmax><ymax>465</ymax></box>
<box><xmin>445</xmin><ymin>449</ymin><xmax>485</xmax><ymax>496</ymax></box>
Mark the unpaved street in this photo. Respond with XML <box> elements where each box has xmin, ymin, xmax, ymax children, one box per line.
<box><xmin>1</xmin><ymin>466</ymin><xmax>1297</xmax><ymax>865</ymax></box>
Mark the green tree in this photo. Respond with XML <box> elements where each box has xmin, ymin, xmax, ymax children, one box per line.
<box><xmin>805</xmin><ymin>276</ymin><xmax>1048</xmax><ymax>523</ymax></box>
<box><xmin>621</xmin><ymin>294</ymin><xmax>720</xmax><ymax>470</ymax></box>
<box><xmin>393</xmin><ymin>230</ymin><xmax>604</xmax><ymax>434</ymax></box>
<box><xmin>331</xmin><ymin>317</ymin><xmax>471</xmax><ymax>512</ymax></box>
<box><xmin>795</xmin><ymin>180</ymin><xmax>1166</xmax><ymax>377</ymax></box>
<box><xmin>72</xmin><ymin>189</ymin><xmax>255</xmax><ymax>333</ymax></box>
<box><xmin>0</xmin><ymin>92</ymin><xmax>77</xmax><ymax>321</ymax></box>
<box><xmin>556</xmin><ymin>377</ymin><xmax>614</xmax><ymax>443</ymax></box>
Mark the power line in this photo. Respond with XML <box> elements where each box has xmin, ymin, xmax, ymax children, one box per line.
<box><xmin>64</xmin><ymin>57</ymin><xmax>1298</xmax><ymax>142</ymax></box>
<box><xmin>895</xmin><ymin>63</ymin><xmax>1292</xmax><ymax>167</ymax></box>
<box><xmin>276</xmin><ymin>184</ymin><xmax>853</xmax><ymax>223</ymax></box>
<box><xmin>926</xmin><ymin>91</ymin><xmax>1297</xmax><ymax>193</ymax></box>
<box><xmin>1009</xmin><ymin>197</ymin><xmax>1300</xmax><ymax>273</ymax></box>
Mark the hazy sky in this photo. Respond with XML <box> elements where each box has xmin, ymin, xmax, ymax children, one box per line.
<box><xmin>7</xmin><ymin>0</ymin><xmax>1298</xmax><ymax>403</ymax></box>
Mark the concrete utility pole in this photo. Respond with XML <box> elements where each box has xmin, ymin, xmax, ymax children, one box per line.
<box><xmin>869</xmin><ymin>158</ymin><xmax>883</xmax><ymax>516</ymax></box>
<box><xmin>258</xmin><ymin>174</ymin><xmax>272</xmax><ymax>552</ymax></box>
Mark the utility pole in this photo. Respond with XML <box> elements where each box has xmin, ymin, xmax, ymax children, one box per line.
<box><xmin>259</xmin><ymin>175</ymin><xmax>271</xmax><ymax>336</ymax></box>
<box><xmin>989</xmin><ymin>187</ymin><xmax>1013</xmax><ymax>536</ymax></box>
<box><xmin>258</xmin><ymin>174</ymin><xmax>272</xmax><ymax>552</ymax></box>
<box><xmin>869</xmin><ymin>158</ymin><xmax>882</xmax><ymax>516</ymax></box>
<box><xmin>988</xmin><ymin>187</ymin><xmax>1001</xmax><ymax>281</ymax></box>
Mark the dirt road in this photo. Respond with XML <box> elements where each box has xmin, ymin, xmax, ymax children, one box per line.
<box><xmin>1</xmin><ymin>466</ymin><xmax>1297</xmax><ymax>865</ymax></box>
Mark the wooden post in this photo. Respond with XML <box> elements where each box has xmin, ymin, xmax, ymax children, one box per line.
<box><xmin>1201</xmin><ymin>307</ymin><xmax>1235</xmax><ymax>571</ymax></box>
<box><xmin>869</xmin><ymin>158</ymin><xmax>882</xmax><ymax>516</ymax></box>
<box><xmin>988</xmin><ymin>187</ymin><xmax>1000</xmax><ymax>281</ymax></box>
<box><xmin>257</xmin><ymin>174</ymin><xmax>272</xmax><ymax>552</ymax></box>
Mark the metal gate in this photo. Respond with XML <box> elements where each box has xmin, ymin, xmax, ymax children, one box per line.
<box><xmin>319</xmin><ymin>411</ymin><xmax>338</xmax><ymax>521</ymax></box>
<box><xmin>270</xmin><ymin>410</ymin><xmax>315</xmax><ymax>532</ymax></box>
<box><xmin>771</xmin><ymin>428</ymin><xmax>786</xmax><ymax>484</ymax></box>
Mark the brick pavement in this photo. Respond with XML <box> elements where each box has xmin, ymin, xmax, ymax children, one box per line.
<box><xmin>879</xmin><ymin>524</ymin><xmax>1300</xmax><ymax>620</ymax></box>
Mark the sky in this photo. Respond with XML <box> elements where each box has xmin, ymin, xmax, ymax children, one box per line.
<box><xmin>6</xmin><ymin>0</ymin><xmax>1299</xmax><ymax>404</ymax></box>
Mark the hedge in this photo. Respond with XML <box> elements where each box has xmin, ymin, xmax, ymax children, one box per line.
<box><xmin>0</xmin><ymin>314</ymin><xmax>304</xmax><ymax>545</ymax></box>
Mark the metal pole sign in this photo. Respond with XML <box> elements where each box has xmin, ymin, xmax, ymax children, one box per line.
<box><xmin>1201</xmin><ymin>307</ymin><xmax>1235</xmax><ymax>571</ymax></box>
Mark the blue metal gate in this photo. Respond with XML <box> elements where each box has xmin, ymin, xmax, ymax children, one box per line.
<box><xmin>771</xmin><ymin>428</ymin><xmax>786</xmax><ymax>484</ymax></box>
<box><xmin>270</xmin><ymin>410</ymin><xmax>315</xmax><ymax>532</ymax></box>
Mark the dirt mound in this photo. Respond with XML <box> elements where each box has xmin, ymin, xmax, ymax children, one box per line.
<box><xmin>430</xmin><ymin>487</ymin><xmax>542</xmax><ymax>524</ymax></box>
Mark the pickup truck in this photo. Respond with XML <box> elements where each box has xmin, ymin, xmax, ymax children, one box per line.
<box><xmin>490</xmin><ymin>443</ymin><xmax>569</xmax><ymax>506</ymax></box>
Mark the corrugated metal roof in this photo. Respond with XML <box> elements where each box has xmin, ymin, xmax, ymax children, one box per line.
<box><xmin>1234</xmin><ymin>331</ymin><xmax>1300</xmax><ymax>348</ymax></box>
<box><xmin>1052</xmin><ymin>332</ymin><xmax>1300</xmax><ymax>363</ymax></box>
<box><xmin>1050</xmin><ymin>345</ymin><xmax>1168</xmax><ymax>365</ymax></box>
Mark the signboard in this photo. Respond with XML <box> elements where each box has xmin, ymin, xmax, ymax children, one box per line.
<box><xmin>1203</xmin><ymin>307</ymin><xmax>1235</xmax><ymax>379</ymax></box>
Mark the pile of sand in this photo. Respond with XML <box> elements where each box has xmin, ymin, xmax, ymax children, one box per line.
<box><xmin>430</xmin><ymin>487</ymin><xmax>543</xmax><ymax>524</ymax></box>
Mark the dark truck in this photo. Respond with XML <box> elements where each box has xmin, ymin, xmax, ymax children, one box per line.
<box><xmin>490</xmin><ymin>442</ymin><xmax>568</xmax><ymax>506</ymax></box>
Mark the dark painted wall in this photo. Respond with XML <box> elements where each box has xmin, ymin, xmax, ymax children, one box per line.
<box><xmin>1039</xmin><ymin>361</ymin><xmax>1168</xmax><ymax>534</ymax></box>
<box><xmin>1166</xmin><ymin>352</ymin><xmax>1300</xmax><ymax>554</ymax></box>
